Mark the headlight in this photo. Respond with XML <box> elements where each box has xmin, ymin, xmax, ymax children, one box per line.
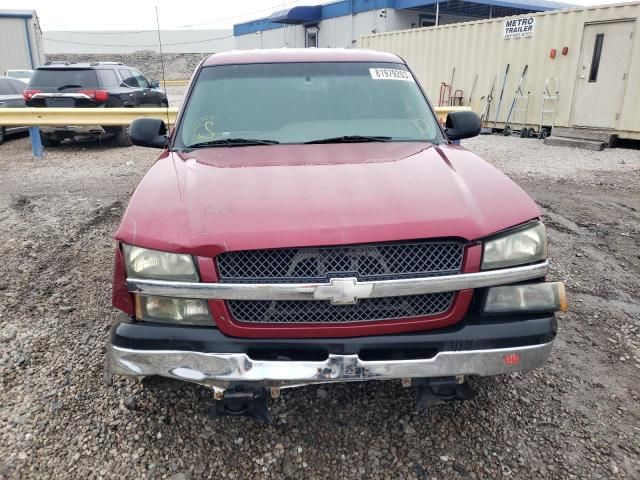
<box><xmin>482</xmin><ymin>282</ymin><xmax>567</xmax><ymax>314</ymax></box>
<box><xmin>135</xmin><ymin>295</ymin><xmax>212</xmax><ymax>325</ymax></box>
<box><xmin>482</xmin><ymin>222</ymin><xmax>547</xmax><ymax>270</ymax></box>
<box><xmin>123</xmin><ymin>245</ymin><xmax>198</xmax><ymax>281</ymax></box>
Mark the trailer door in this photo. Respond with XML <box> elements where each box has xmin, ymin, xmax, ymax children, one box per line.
<box><xmin>572</xmin><ymin>21</ymin><xmax>635</xmax><ymax>129</ymax></box>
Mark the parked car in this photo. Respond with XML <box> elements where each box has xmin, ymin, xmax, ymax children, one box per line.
<box><xmin>0</xmin><ymin>76</ymin><xmax>28</xmax><ymax>145</ymax></box>
<box><xmin>105</xmin><ymin>49</ymin><xmax>566</xmax><ymax>420</ymax></box>
<box><xmin>24</xmin><ymin>62</ymin><xmax>168</xmax><ymax>147</ymax></box>
<box><xmin>4</xmin><ymin>69</ymin><xmax>34</xmax><ymax>84</ymax></box>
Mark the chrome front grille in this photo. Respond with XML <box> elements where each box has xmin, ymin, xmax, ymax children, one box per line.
<box><xmin>217</xmin><ymin>241</ymin><xmax>464</xmax><ymax>284</ymax></box>
<box><xmin>226</xmin><ymin>292</ymin><xmax>455</xmax><ymax>324</ymax></box>
<box><xmin>216</xmin><ymin>241</ymin><xmax>464</xmax><ymax>324</ymax></box>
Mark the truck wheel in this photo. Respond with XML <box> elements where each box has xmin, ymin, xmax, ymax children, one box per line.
<box><xmin>519</xmin><ymin>128</ymin><xmax>528</xmax><ymax>138</ymax></box>
<box><xmin>110</xmin><ymin>126</ymin><xmax>133</xmax><ymax>147</ymax></box>
<box><xmin>526</xmin><ymin>128</ymin><xmax>535</xmax><ymax>138</ymax></box>
<box><xmin>40</xmin><ymin>132</ymin><xmax>61</xmax><ymax>147</ymax></box>
<box><xmin>0</xmin><ymin>127</ymin><xmax>5</xmax><ymax>145</ymax></box>
<box><xmin>503</xmin><ymin>126</ymin><xmax>511</xmax><ymax>136</ymax></box>
<box><xmin>540</xmin><ymin>128</ymin><xmax>550</xmax><ymax>140</ymax></box>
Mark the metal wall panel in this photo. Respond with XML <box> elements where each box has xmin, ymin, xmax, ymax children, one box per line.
<box><xmin>360</xmin><ymin>3</ymin><xmax>640</xmax><ymax>138</ymax></box>
<box><xmin>26</xmin><ymin>16</ymin><xmax>45</xmax><ymax>67</ymax></box>
<box><xmin>0</xmin><ymin>18</ymin><xmax>32</xmax><ymax>72</ymax></box>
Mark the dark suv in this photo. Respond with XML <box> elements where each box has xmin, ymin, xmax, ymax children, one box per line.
<box><xmin>24</xmin><ymin>62</ymin><xmax>168</xmax><ymax>147</ymax></box>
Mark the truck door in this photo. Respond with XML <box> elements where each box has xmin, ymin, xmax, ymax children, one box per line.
<box><xmin>572</xmin><ymin>21</ymin><xmax>634</xmax><ymax>129</ymax></box>
<box><xmin>132</xmin><ymin>70</ymin><xmax>161</xmax><ymax>107</ymax></box>
<box><xmin>118</xmin><ymin>68</ymin><xmax>145</xmax><ymax>107</ymax></box>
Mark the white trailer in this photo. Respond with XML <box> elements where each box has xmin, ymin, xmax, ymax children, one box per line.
<box><xmin>360</xmin><ymin>2</ymin><xmax>640</xmax><ymax>141</ymax></box>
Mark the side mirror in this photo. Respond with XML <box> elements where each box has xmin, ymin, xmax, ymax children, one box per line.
<box><xmin>445</xmin><ymin>111</ymin><xmax>481</xmax><ymax>141</ymax></box>
<box><xmin>129</xmin><ymin>117</ymin><xmax>168</xmax><ymax>149</ymax></box>
<box><xmin>149</xmin><ymin>79</ymin><xmax>160</xmax><ymax>88</ymax></box>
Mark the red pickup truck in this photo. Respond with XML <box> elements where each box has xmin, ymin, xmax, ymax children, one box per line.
<box><xmin>104</xmin><ymin>49</ymin><xmax>566</xmax><ymax>420</ymax></box>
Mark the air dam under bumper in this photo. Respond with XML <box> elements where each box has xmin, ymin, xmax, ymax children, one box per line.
<box><xmin>106</xmin><ymin>315</ymin><xmax>557</xmax><ymax>392</ymax></box>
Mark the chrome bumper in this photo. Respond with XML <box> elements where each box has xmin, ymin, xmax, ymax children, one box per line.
<box><xmin>40</xmin><ymin>125</ymin><xmax>106</xmax><ymax>135</ymax></box>
<box><xmin>106</xmin><ymin>341</ymin><xmax>554</xmax><ymax>392</ymax></box>
<box><xmin>127</xmin><ymin>261</ymin><xmax>549</xmax><ymax>303</ymax></box>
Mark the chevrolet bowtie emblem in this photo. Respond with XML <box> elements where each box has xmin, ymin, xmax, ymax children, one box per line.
<box><xmin>313</xmin><ymin>277</ymin><xmax>374</xmax><ymax>305</ymax></box>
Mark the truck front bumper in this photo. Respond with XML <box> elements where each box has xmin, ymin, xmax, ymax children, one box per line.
<box><xmin>105</xmin><ymin>314</ymin><xmax>557</xmax><ymax>393</ymax></box>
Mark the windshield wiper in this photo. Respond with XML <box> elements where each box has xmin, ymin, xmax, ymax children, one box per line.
<box><xmin>304</xmin><ymin>135</ymin><xmax>392</xmax><ymax>144</ymax></box>
<box><xmin>57</xmin><ymin>84</ymin><xmax>83</xmax><ymax>91</ymax></box>
<box><xmin>185</xmin><ymin>138</ymin><xmax>280</xmax><ymax>150</ymax></box>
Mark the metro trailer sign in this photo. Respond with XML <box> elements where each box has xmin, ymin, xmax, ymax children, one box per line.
<box><xmin>504</xmin><ymin>17</ymin><xmax>536</xmax><ymax>39</ymax></box>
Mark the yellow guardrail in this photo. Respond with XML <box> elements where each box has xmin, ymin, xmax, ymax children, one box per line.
<box><xmin>161</xmin><ymin>79</ymin><xmax>189</xmax><ymax>86</ymax></box>
<box><xmin>3</xmin><ymin>105</ymin><xmax>472</xmax><ymax>158</ymax></box>
<box><xmin>433</xmin><ymin>106</ymin><xmax>472</xmax><ymax>124</ymax></box>
<box><xmin>1</xmin><ymin>106</ymin><xmax>469</xmax><ymax>128</ymax></box>
<box><xmin>0</xmin><ymin>107</ymin><xmax>180</xmax><ymax>127</ymax></box>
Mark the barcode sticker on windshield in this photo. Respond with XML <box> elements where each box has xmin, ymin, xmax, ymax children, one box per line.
<box><xmin>369</xmin><ymin>68</ymin><xmax>415</xmax><ymax>82</ymax></box>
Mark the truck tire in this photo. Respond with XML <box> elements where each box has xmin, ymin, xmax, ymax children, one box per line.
<box><xmin>110</xmin><ymin>126</ymin><xmax>133</xmax><ymax>147</ymax></box>
<box><xmin>0</xmin><ymin>127</ymin><xmax>5</xmax><ymax>145</ymax></box>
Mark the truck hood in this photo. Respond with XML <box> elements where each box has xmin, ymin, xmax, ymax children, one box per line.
<box><xmin>115</xmin><ymin>142</ymin><xmax>540</xmax><ymax>256</ymax></box>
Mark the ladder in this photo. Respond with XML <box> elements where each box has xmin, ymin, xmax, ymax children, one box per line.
<box><xmin>504</xmin><ymin>77</ymin><xmax>531</xmax><ymax>137</ymax></box>
<box><xmin>537</xmin><ymin>77</ymin><xmax>559</xmax><ymax>139</ymax></box>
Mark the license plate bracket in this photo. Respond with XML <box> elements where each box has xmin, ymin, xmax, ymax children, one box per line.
<box><xmin>45</xmin><ymin>97</ymin><xmax>75</xmax><ymax>108</ymax></box>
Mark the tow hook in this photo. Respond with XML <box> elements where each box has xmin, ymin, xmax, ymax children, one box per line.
<box><xmin>414</xmin><ymin>377</ymin><xmax>476</xmax><ymax>410</ymax></box>
<box><xmin>209</xmin><ymin>388</ymin><xmax>272</xmax><ymax>423</ymax></box>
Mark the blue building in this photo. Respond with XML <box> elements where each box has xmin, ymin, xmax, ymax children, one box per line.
<box><xmin>234</xmin><ymin>0</ymin><xmax>573</xmax><ymax>49</ymax></box>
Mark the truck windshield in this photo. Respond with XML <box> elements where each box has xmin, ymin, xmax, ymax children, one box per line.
<box><xmin>175</xmin><ymin>62</ymin><xmax>442</xmax><ymax>149</ymax></box>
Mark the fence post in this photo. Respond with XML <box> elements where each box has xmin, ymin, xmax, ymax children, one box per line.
<box><xmin>28</xmin><ymin>127</ymin><xmax>44</xmax><ymax>158</ymax></box>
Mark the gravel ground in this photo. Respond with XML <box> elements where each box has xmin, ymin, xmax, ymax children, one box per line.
<box><xmin>47</xmin><ymin>52</ymin><xmax>205</xmax><ymax>81</ymax></box>
<box><xmin>0</xmin><ymin>131</ymin><xmax>638</xmax><ymax>479</ymax></box>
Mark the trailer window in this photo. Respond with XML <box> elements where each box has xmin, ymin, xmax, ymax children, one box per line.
<box><xmin>588</xmin><ymin>33</ymin><xmax>604</xmax><ymax>82</ymax></box>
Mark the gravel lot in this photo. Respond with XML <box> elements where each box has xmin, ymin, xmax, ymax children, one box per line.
<box><xmin>47</xmin><ymin>52</ymin><xmax>205</xmax><ymax>81</ymax></box>
<box><xmin>0</xmin><ymin>129</ymin><xmax>638</xmax><ymax>479</ymax></box>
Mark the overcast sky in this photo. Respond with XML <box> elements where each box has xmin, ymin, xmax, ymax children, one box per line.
<box><xmin>0</xmin><ymin>0</ymin><xmax>622</xmax><ymax>31</ymax></box>
<box><xmin>1</xmin><ymin>0</ymin><xmax>312</xmax><ymax>30</ymax></box>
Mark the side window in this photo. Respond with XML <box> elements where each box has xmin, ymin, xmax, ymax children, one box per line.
<box><xmin>96</xmin><ymin>69</ymin><xmax>120</xmax><ymax>88</ymax></box>
<box><xmin>588</xmin><ymin>33</ymin><xmax>604</xmax><ymax>82</ymax></box>
<box><xmin>118</xmin><ymin>68</ymin><xmax>137</xmax><ymax>88</ymax></box>
<box><xmin>9</xmin><ymin>79</ymin><xmax>27</xmax><ymax>94</ymax></box>
<box><xmin>132</xmin><ymin>71</ymin><xmax>149</xmax><ymax>89</ymax></box>
<box><xmin>0</xmin><ymin>80</ymin><xmax>13</xmax><ymax>95</ymax></box>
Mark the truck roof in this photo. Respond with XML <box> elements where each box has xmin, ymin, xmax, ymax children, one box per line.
<box><xmin>203</xmin><ymin>48</ymin><xmax>402</xmax><ymax>66</ymax></box>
